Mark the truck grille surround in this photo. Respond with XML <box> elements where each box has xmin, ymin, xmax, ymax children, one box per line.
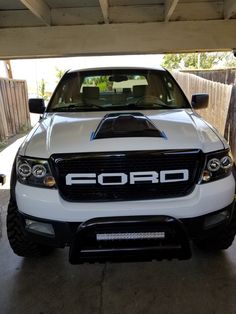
<box><xmin>50</xmin><ymin>150</ymin><xmax>203</xmax><ymax>202</ymax></box>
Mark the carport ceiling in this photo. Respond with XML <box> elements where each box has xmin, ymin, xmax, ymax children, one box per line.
<box><xmin>0</xmin><ymin>0</ymin><xmax>236</xmax><ymax>58</ymax></box>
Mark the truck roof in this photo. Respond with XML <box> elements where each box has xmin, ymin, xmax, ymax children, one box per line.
<box><xmin>68</xmin><ymin>65</ymin><xmax>165</xmax><ymax>73</ymax></box>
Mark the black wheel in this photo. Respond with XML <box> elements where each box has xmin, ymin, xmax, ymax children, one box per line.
<box><xmin>194</xmin><ymin>208</ymin><xmax>236</xmax><ymax>251</ymax></box>
<box><xmin>7</xmin><ymin>201</ymin><xmax>54</xmax><ymax>257</ymax></box>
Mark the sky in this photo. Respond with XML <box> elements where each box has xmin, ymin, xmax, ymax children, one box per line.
<box><xmin>0</xmin><ymin>54</ymin><xmax>163</xmax><ymax>97</ymax></box>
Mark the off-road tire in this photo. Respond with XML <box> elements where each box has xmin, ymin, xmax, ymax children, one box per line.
<box><xmin>194</xmin><ymin>207</ymin><xmax>236</xmax><ymax>251</ymax></box>
<box><xmin>7</xmin><ymin>201</ymin><xmax>54</xmax><ymax>257</ymax></box>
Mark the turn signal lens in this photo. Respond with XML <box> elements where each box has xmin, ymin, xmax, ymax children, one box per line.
<box><xmin>202</xmin><ymin>170</ymin><xmax>212</xmax><ymax>182</ymax></box>
<box><xmin>43</xmin><ymin>176</ymin><xmax>56</xmax><ymax>187</ymax></box>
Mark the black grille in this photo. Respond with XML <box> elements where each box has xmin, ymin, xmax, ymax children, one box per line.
<box><xmin>51</xmin><ymin>150</ymin><xmax>203</xmax><ymax>202</ymax></box>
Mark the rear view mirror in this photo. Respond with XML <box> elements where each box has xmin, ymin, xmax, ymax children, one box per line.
<box><xmin>29</xmin><ymin>98</ymin><xmax>46</xmax><ymax>114</ymax></box>
<box><xmin>191</xmin><ymin>94</ymin><xmax>209</xmax><ymax>109</ymax></box>
<box><xmin>109</xmin><ymin>75</ymin><xmax>128</xmax><ymax>82</ymax></box>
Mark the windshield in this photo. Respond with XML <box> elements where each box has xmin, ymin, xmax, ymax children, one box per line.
<box><xmin>47</xmin><ymin>69</ymin><xmax>190</xmax><ymax>112</ymax></box>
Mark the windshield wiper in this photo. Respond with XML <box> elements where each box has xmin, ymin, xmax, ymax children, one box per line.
<box><xmin>50</xmin><ymin>102</ymin><xmax>175</xmax><ymax>112</ymax></box>
<box><xmin>50</xmin><ymin>103</ymin><xmax>103</xmax><ymax>112</ymax></box>
<box><xmin>127</xmin><ymin>102</ymin><xmax>173</xmax><ymax>109</ymax></box>
<box><xmin>50</xmin><ymin>105</ymin><xmax>77</xmax><ymax>112</ymax></box>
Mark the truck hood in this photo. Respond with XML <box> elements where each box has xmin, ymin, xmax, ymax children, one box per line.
<box><xmin>20</xmin><ymin>110</ymin><xmax>226</xmax><ymax>158</ymax></box>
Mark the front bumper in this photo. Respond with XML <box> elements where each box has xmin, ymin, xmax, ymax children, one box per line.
<box><xmin>69</xmin><ymin>216</ymin><xmax>191</xmax><ymax>263</ymax></box>
<box><xmin>16</xmin><ymin>174</ymin><xmax>235</xmax><ymax>221</ymax></box>
<box><xmin>19</xmin><ymin>202</ymin><xmax>234</xmax><ymax>263</ymax></box>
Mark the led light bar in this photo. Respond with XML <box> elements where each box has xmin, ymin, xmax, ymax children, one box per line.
<box><xmin>96</xmin><ymin>232</ymin><xmax>165</xmax><ymax>241</ymax></box>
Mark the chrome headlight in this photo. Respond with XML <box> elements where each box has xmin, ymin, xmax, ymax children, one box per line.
<box><xmin>16</xmin><ymin>156</ymin><xmax>56</xmax><ymax>188</ymax></box>
<box><xmin>200</xmin><ymin>150</ymin><xmax>233</xmax><ymax>183</ymax></box>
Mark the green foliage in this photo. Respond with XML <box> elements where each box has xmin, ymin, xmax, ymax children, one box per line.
<box><xmin>84</xmin><ymin>76</ymin><xmax>112</xmax><ymax>91</ymax></box>
<box><xmin>96</xmin><ymin>81</ymin><xmax>108</xmax><ymax>92</ymax></box>
<box><xmin>162</xmin><ymin>52</ymin><xmax>236</xmax><ymax>70</ymax></box>
<box><xmin>38</xmin><ymin>79</ymin><xmax>47</xmax><ymax>100</ymax></box>
<box><xmin>38</xmin><ymin>79</ymin><xmax>51</xmax><ymax>101</ymax></box>
<box><xmin>19</xmin><ymin>123</ymin><xmax>32</xmax><ymax>134</ymax></box>
<box><xmin>221</xmin><ymin>53</ymin><xmax>236</xmax><ymax>68</ymax></box>
<box><xmin>162</xmin><ymin>54</ymin><xmax>184</xmax><ymax>70</ymax></box>
<box><xmin>55</xmin><ymin>67</ymin><xmax>66</xmax><ymax>82</ymax></box>
<box><xmin>0</xmin><ymin>140</ymin><xmax>7</xmax><ymax>152</ymax></box>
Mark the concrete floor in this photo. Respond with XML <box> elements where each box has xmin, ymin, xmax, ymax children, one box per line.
<box><xmin>1</xmin><ymin>138</ymin><xmax>236</xmax><ymax>314</ymax></box>
<box><xmin>1</xmin><ymin>190</ymin><xmax>236</xmax><ymax>314</ymax></box>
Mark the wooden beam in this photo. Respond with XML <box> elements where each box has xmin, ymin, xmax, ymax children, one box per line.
<box><xmin>4</xmin><ymin>60</ymin><xmax>13</xmax><ymax>79</ymax></box>
<box><xmin>0</xmin><ymin>3</ymin><xmax>225</xmax><ymax>27</ymax></box>
<box><xmin>224</xmin><ymin>0</ymin><xmax>236</xmax><ymax>19</ymax></box>
<box><xmin>0</xmin><ymin>20</ymin><xmax>236</xmax><ymax>59</ymax></box>
<box><xmin>99</xmin><ymin>0</ymin><xmax>109</xmax><ymax>24</ymax></box>
<box><xmin>165</xmin><ymin>0</ymin><xmax>180</xmax><ymax>22</ymax></box>
<box><xmin>20</xmin><ymin>0</ymin><xmax>51</xmax><ymax>26</ymax></box>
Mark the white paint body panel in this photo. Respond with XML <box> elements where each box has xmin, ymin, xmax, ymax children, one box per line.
<box><xmin>19</xmin><ymin>109</ymin><xmax>225</xmax><ymax>158</ymax></box>
<box><xmin>16</xmin><ymin>175</ymin><xmax>235</xmax><ymax>222</ymax></box>
<box><xmin>16</xmin><ymin>105</ymin><xmax>234</xmax><ymax>222</ymax></box>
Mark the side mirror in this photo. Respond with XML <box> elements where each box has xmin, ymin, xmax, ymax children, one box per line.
<box><xmin>29</xmin><ymin>98</ymin><xmax>46</xmax><ymax>114</ymax></box>
<box><xmin>191</xmin><ymin>94</ymin><xmax>209</xmax><ymax>109</ymax></box>
<box><xmin>0</xmin><ymin>174</ymin><xmax>6</xmax><ymax>186</ymax></box>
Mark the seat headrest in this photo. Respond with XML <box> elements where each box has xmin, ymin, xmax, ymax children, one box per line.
<box><xmin>83</xmin><ymin>86</ymin><xmax>99</xmax><ymax>99</ymax></box>
<box><xmin>133</xmin><ymin>85</ymin><xmax>147</xmax><ymax>98</ymax></box>
<box><xmin>123</xmin><ymin>88</ymin><xmax>131</xmax><ymax>94</ymax></box>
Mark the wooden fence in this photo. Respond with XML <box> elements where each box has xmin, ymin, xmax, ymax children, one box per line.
<box><xmin>173</xmin><ymin>71</ymin><xmax>233</xmax><ymax>137</ymax></box>
<box><xmin>182</xmin><ymin>68</ymin><xmax>236</xmax><ymax>85</ymax></box>
<box><xmin>0</xmin><ymin>78</ymin><xmax>30</xmax><ymax>141</ymax></box>
<box><xmin>224</xmin><ymin>86</ymin><xmax>236</xmax><ymax>160</ymax></box>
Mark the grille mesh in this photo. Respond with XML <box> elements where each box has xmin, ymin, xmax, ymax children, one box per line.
<box><xmin>51</xmin><ymin>150</ymin><xmax>202</xmax><ymax>202</ymax></box>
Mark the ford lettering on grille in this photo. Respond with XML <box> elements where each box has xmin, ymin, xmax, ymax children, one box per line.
<box><xmin>66</xmin><ymin>170</ymin><xmax>189</xmax><ymax>186</ymax></box>
<box><xmin>51</xmin><ymin>150</ymin><xmax>201</xmax><ymax>201</ymax></box>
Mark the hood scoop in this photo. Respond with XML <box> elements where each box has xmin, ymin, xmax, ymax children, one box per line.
<box><xmin>92</xmin><ymin>112</ymin><xmax>166</xmax><ymax>140</ymax></box>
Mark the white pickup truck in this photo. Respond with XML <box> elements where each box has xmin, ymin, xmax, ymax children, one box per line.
<box><xmin>7</xmin><ymin>66</ymin><xmax>235</xmax><ymax>263</ymax></box>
